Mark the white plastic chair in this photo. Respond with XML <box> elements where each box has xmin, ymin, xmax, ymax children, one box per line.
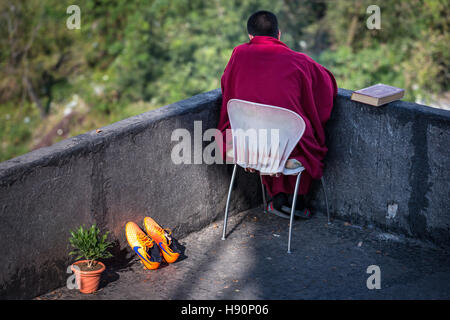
<box><xmin>221</xmin><ymin>99</ymin><xmax>330</xmax><ymax>253</ymax></box>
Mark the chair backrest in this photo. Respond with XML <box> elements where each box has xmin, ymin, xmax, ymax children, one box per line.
<box><xmin>227</xmin><ymin>99</ymin><xmax>306</xmax><ymax>174</ymax></box>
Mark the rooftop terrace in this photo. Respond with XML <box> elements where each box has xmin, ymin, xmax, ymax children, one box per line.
<box><xmin>37</xmin><ymin>207</ymin><xmax>450</xmax><ymax>300</ymax></box>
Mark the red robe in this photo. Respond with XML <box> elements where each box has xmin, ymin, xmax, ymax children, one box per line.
<box><xmin>218</xmin><ymin>36</ymin><xmax>337</xmax><ymax>196</ymax></box>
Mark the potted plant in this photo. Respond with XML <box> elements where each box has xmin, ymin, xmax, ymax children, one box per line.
<box><xmin>69</xmin><ymin>224</ymin><xmax>113</xmax><ymax>294</ymax></box>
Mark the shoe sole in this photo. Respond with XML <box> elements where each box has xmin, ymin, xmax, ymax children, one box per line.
<box><xmin>281</xmin><ymin>205</ymin><xmax>312</xmax><ymax>219</ymax></box>
<box><xmin>267</xmin><ymin>202</ymin><xmax>291</xmax><ymax>219</ymax></box>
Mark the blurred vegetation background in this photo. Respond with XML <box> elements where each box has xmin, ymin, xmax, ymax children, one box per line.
<box><xmin>0</xmin><ymin>0</ymin><xmax>449</xmax><ymax>161</ymax></box>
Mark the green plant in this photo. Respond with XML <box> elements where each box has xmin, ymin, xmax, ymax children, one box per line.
<box><xmin>69</xmin><ymin>224</ymin><xmax>113</xmax><ymax>269</ymax></box>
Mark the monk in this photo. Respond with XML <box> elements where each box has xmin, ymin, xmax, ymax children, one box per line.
<box><xmin>218</xmin><ymin>10</ymin><xmax>337</xmax><ymax>219</ymax></box>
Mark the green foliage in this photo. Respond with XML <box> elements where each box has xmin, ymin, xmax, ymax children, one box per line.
<box><xmin>318</xmin><ymin>44</ymin><xmax>407</xmax><ymax>96</ymax></box>
<box><xmin>0</xmin><ymin>102</ymin><xmax>40</xmax><ymax>161</ymax></box>
<box><xmin>321</xmin><ymin>0</ymin><xmax>449</xmax><ymax>103</ymax></box>
<box><xmin>0</xmin><ymin>0</ymin><xmax>448</xmax><ymax>161</ymax></box>
<box><xmin>69</xmin><ymin>225</ymin><xmax>113</xmax><ymax>269</ymax></box>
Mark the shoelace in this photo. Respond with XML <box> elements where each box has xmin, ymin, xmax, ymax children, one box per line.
<box><xmin>137</xmin><ymin>233</ymin><xmax>154</xmax><ymax>249</ymax></box>
<box><xmin>149</xmin><ymin>223</ymin><xmax>173</xmax><ymax>246</ymax></box>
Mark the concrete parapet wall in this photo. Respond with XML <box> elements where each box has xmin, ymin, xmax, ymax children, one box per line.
<box><xmin>311</xmin><ymin>89</ymin><xmax>450</xmax><ymax>247</ymax></box>
<box><xmin>0</xmin><ymin>89</ymin><xmax>259</xmax><ymax>299</ymax></box>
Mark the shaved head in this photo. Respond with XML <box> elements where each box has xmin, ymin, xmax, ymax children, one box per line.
<box><xmin>247</xmin><ymin>11</ymin><xmax>279</xmax><ymax>39</ymax></box>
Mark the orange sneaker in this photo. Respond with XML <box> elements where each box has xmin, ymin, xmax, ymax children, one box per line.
<box><xmin>143</xmin><ymin>217</ymin><xmax>180</xmax><ymax>264</ymax></box>
<box><xmin>125</xmin><ymin>221</ymin><xmax>161</xmax><ymax>270</ymax></box>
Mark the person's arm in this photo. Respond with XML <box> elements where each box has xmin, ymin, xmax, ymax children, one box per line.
<box><xmin>288</xmin><ymin>60</ymin><xmax>336</xmax><ymax>179</ymax></box>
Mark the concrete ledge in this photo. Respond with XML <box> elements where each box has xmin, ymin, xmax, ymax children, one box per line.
<box><xmin>1</xmin><ymin>87</ymin><xmax>449</xmax><ymax>299</ymax></box>
<box><xmin>311</xmin><ymin>88</ymin><xmax>450</xmax><ymax>247</ymax></box>
<box><xmin>0</xmin><ymin>89</ymin><xmax>260</xmax><ymax>299</ymax></box>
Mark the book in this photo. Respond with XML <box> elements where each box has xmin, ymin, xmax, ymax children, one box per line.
<box><xmin>351</xmin><ymin>83</ymin><xmax>405</xmax><ymax>106</ymax></box>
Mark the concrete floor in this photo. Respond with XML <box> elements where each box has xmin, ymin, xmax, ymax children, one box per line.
<box><xmin>37</xmin><ymin>207</ymin><xmax>450</xmax><ymax>300</ymax></box>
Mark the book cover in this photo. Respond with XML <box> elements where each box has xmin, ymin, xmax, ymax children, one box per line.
<box><xmin>351</xmin><ymin>83</ymin><xmax>405</xmax><ymax>106</ymax></box>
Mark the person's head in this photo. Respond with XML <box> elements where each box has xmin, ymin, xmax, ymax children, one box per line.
<box><xmin>247</xmin><ymin>10</ymin><xmax>280</xmax><ymax>40</ymax></box>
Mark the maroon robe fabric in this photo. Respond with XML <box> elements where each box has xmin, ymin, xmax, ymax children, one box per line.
<box><xmin>218</xmin><ymin>36</ymin><xmax>337</xmax><ymax>196</ymax></box>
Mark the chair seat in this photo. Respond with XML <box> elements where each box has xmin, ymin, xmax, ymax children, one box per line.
<box><xmin>258</xmin><ymin>165</ymin><xmax>305</xmax><ymax>176</ymax></box>
<box><xmin>282</xmin><ymin>165</ymin><xmax>305</xmax><ymax>176</ymax></box>
<box><xmin>230</xmin><ymin>151</ymin><xmax>306</xmax><ymax>176</ymax></box>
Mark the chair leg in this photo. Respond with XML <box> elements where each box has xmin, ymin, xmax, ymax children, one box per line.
<box><xmin>321</xmin><ymin>177</ymin><xmax>331</xmax><ymax>225</ymax></box>
<box><xmin>260</xmin><ymin>174</ymin><xmax>267</xmax><ymax>213</ymax></box>
<box><xmin>222</xmin><ymin>164</ymin><xmax>238</xmax><ymax>240</ymax></box>
<box><xmin>287</xmin><ymin>173</ymin><xmax>302</xmax><ymax>254</ymax></box>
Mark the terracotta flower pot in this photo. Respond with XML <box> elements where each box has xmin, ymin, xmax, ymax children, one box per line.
<box><xmin>71</xmin><ymin>260</ymin><xmax>106</xmax><ymax>294</ymax></box>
